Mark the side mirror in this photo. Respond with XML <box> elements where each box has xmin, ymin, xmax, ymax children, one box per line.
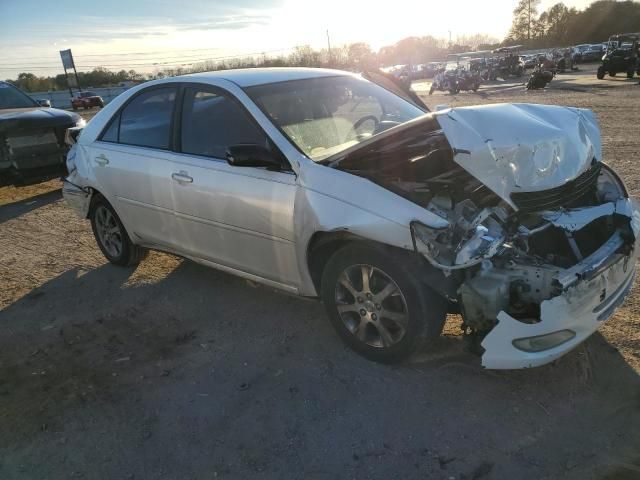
<box><xmin>37</xmin><ymin>99</ymin><xmax>51</xmax><ymax>107</ymax></box>
<box><xmin>226</xmin><ymin>144</ymin><xmax>282</xmax><ymax>169</ymax></box>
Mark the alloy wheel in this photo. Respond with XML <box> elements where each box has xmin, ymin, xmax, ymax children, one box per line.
<box><xmin>95</xmin><ymin>205</ymin><xmax>123</xmax><ymax>258</ymax></box>
<box><xmin>334</xmin><ymin>264</ymin><xmax>409</xmax><ymax>348</ymax></box>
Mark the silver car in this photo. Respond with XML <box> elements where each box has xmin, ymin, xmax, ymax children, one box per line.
<box><xmin>63</xmin><ymin>68</ymin><xmax>639</xmax><ymax>369</ymax></box>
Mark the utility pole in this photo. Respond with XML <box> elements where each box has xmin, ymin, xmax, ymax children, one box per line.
<box><xmin>326</xmin><ymin>29</ymin><xmax>332</xmax><ymax>64</ymax></box>
<box><xmin>448</xmin><ymin>30</ymin><xmax>452</xmax><ymax>47</ymax></box>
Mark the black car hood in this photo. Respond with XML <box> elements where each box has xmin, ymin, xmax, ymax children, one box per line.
<box><xmin>0</xmin><ymin>107</ymin><xmax>80</xmax><ymax>133</ymax></box>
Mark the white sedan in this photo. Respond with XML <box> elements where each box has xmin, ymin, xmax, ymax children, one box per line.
<box><xmin>63</xmin><ymin>68</ymin><xmax>639</xmax><ymax>369</ymax></box>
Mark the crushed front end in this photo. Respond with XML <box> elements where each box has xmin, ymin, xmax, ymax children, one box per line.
<box><xmin>409</xmin><ymin>104</ymin><xmax>639</xmax><ymax>369</ymax></box>
<box><xmin>329</xmin><ymin>103</ymin><xmax>637</xmax><ymax>369</ymax></box>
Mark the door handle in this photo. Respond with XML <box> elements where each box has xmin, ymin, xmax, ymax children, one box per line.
<box><xmin>171</xmin><ymin>171</ymin><xmax>193</xmax><ymax>184</ymax></box>
<box><xmin>95</xmin><ymin>154</ymin><xmax>109</xmax><ymax>166</ymax></box>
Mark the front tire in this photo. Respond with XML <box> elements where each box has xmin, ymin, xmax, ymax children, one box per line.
<box><xmin>597</xmin><ymin>66</ymin><xmax>605</xmax><ymax>79</ymax></box>
<box><xmin>90</xmin><ymin>195</ymin><xmax>146</xmax><ymax>266</ymax></box>
<box><xmin>321</xmin><ymin>244</ymin><xmax>447</xmax><ymax>363</ymax></box>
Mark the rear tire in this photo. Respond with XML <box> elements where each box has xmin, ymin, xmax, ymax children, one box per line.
<box><xmin>627</xmin><ymin>69</ymin><xmax>635</xmax><ymax>79</ymax></box>
<box><xmin>609</xmin><ymin>71</ymin><xmax>617</xmax><ymax>77</ymax></box>
<box><xmin>90</xmin><ymin>195</ymin><xmax>146</xmax><ymax>267</ymax></box>
<box><xmin>320</xmin><ymin>244</ymin><xmax>447</xmax><ymax>364</ymax></box>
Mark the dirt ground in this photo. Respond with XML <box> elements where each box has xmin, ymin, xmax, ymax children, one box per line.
<box><xmin>0</xmin><ymin>65</ymin><xmax>639</xmax><ymax>480</ymax></box>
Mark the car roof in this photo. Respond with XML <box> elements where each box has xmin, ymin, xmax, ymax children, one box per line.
<box><xmin>181</xmin><ymin>67</ymin><xmax>358</xmax><ymax>88</ymax></box>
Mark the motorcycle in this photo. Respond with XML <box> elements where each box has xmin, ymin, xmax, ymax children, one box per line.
<box><xmin>526</xmin><ymin>65</ymin><xmax>554</xmax><ymax>90</ymax></box>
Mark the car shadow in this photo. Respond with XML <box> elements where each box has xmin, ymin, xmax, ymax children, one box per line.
<box><xmin>0</xmin><ymin>258</ymin><xmax>638</xmax><ymax>479</ymax></box>
<box><xmin>0</xmin><ymin>188</ymin><xmax>62</xmax><ymax>224</ymax></box>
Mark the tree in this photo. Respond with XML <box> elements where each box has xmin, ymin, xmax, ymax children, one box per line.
<box><xmin>455</xmin><ymin>34</ymin><xmax>500</xmax><ymax>50</ymax></box>
<box><xmin>507</xmin><ymin>0</ymin><xmax>541</xmax><ymax>44</ymax></box>
<box><xmin>346</xmin><ymin>43</ymin><xmax>374</xmax><ymax>68</ymax></box>
<box><xmin>566</xmin><ymin>0</ymin><xmax>640</xmax><ymax>44</ymax></box>
<box><xmin>538</xmin><ymin>3</ymin><xmax>578</xmax><ymax>46</ymax></box>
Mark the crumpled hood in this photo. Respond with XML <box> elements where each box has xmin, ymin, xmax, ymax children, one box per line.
<box><xmin>435</xmin><ymin>103</ymin><xmax>602</xmax><ymax>208</ymax></box>
<box><xmin>0</xmin><ymin>107</ymin><xmax>80</xmax><ymax>133</ymax></box>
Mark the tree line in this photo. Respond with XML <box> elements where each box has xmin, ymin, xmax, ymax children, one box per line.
<box><xmin>8</xmin><ymin>68</ymin><xmax>145</xmax><ymax>94</ymax></box>
<box><xmin>506</xmin><ymin>0</ymin><xmax>640</xmax><ymax>47</ymax></box>
<box><xmin>7</xmin><ymin>0</ymin><xmax>640</xmax><ymax>92</ymax></box>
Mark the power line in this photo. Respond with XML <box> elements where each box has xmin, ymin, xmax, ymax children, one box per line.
<box><xmin>0</xmin><ymin>48</ymin><xmax>294</xmax><ymax>67</ymax></box>
<box><xmin>0</xmin><ymin>47</ymin><xmax>298</xmax><ymax>69</ymax></box>
<box><xmin>0</xmin><ymin>46</ymin><xmax>225</xmax><ymax>62</ymax></box>
<box><xmin>0</xmin><ymin>47</ymin><xmax>301</xmax><ymax>73</ymax></box>
<box><xmin>0</xmin><ymin>45</ymin><xmax>294</xmax><ymax>63</ymax></box>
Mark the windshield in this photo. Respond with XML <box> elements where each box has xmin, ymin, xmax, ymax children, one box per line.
<box><xmin>245</xmin><ymin>75</ymin><xmax>425</xmax><ymax>162</ymax></box>
<box><xmin>0</xmin><ymin>82</ymin><xmax>38</xmax><ymax>109</ymax></box>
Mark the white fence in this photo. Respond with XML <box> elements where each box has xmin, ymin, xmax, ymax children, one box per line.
<box><xmin>28</xmin><ymin>86</ymin><xmax>131</xmax><ymax>110</ymax></box>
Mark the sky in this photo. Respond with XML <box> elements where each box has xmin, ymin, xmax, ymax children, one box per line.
<box><xmin>0</xmin><ymin>0</ymin><xmax>596</xmax><ymax>79</ymax></box>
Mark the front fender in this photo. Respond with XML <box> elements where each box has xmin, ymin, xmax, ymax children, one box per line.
<box><xmin>293</xmin><ymin>162</ymin><xmax>448</xmax><ymax>296</ymax></box>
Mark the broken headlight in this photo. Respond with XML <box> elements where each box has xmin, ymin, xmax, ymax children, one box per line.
<box><xmin>597</xmin><ymin>163</ymin><xmax>628</xmax><ymax>202</ymax></box>
<box><xmin>411</xmin><ymin>200</ymin><xmax>506</xmax><ymax>270</ymax></box>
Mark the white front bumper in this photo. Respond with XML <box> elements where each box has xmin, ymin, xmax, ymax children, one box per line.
<box><xmin>480</xmin><ymin>199</ymin><xmax>640</xmax><ymax>369</ymax></box>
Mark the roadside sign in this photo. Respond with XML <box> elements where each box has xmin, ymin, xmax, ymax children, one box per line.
<box><xmin>59</xmin><ymin>49</ymin><xmax>82</xmax><ymax>95</ymax></box>
<box><xmin>60</xmin><ymin>49</ymin><xmax>75</xmax><ymax>70</ymax></box>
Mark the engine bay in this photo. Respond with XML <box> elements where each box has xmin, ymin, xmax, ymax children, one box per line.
<box><xmin>412</xmin><ymin>160</ymin><xmax>636</xmax><ymax>333</ymax></box>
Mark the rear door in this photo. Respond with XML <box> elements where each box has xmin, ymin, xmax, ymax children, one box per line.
<box><xmin>91</xmin><ymin>85</ymin><xmax>181</xmax><ymax>249</ymax></box>
<box><xmin>167</xmin><ymin>84</ymin><xmax>299</xmax><ymax>286</ymax></box>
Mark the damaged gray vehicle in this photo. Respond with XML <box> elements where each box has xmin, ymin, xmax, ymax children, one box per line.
<box><xmin>62</xmin><ymin>68</ymin><xmax>639</xmax><ymax>369</ymax></box>
<box><xmin>0</xmin><ymin>81</ymin><xmax>85</xmax><ymax>186</ymax></box>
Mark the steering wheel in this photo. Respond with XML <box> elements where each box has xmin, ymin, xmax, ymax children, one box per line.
<box><xmin>350</xmin><ymin>115</ymin><xmax>380</xmax><ymax>139</ymax></box>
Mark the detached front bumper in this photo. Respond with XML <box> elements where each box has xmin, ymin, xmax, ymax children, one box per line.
<box><xmin>480</xmin><ymin>198</ymin><xmax>640</xmax><ymax>369</ymax></box>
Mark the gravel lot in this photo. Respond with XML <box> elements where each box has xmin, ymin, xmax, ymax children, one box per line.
<box><xmin>0</xmin><ymin>66</ymin><xmax>639</xmax><ymax>480</ymax></box>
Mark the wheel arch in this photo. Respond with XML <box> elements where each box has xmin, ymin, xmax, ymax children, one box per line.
<box><xmin>305</xmin><ymin>230</ymin><xmax>461</xmax><ymax>302</ymax></box>
<box><xmin>87</xmin><ymin>187</ymin><xmax>106</xmax><ymax>217</ymax></box>
<box><xmin>86</xmin><ymin>188</ymin><xmax>139</xmax><ymax>245</ymax></box>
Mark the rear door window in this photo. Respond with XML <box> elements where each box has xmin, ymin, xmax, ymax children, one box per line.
<box><xmin>117</xmin><ymin>87</ymin><xmax>177</xmax><ymax>149</ymax></box>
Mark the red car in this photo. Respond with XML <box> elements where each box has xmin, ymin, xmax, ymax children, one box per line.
<box><xmin>71</xmin><ymin>91</ymin><xmax>104</xmax><ymax>110</ymax></box>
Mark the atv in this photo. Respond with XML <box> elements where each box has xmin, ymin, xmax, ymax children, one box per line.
<box><xmin>597</xmin><ymin>33</ymin><xmax>640</xmax><ymax>79</ymax></box>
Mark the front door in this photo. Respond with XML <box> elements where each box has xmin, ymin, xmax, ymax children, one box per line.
<box><xmin>169</xmin><ymin>86</ymin><xmax>300</xmax><ymax>287</ymax></box>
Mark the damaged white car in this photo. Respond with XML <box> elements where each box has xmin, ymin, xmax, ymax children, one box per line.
<box><xmin>63</xmin><ymin>68</ymin><xmax>639</xmax><ymax>369</ymax></box>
